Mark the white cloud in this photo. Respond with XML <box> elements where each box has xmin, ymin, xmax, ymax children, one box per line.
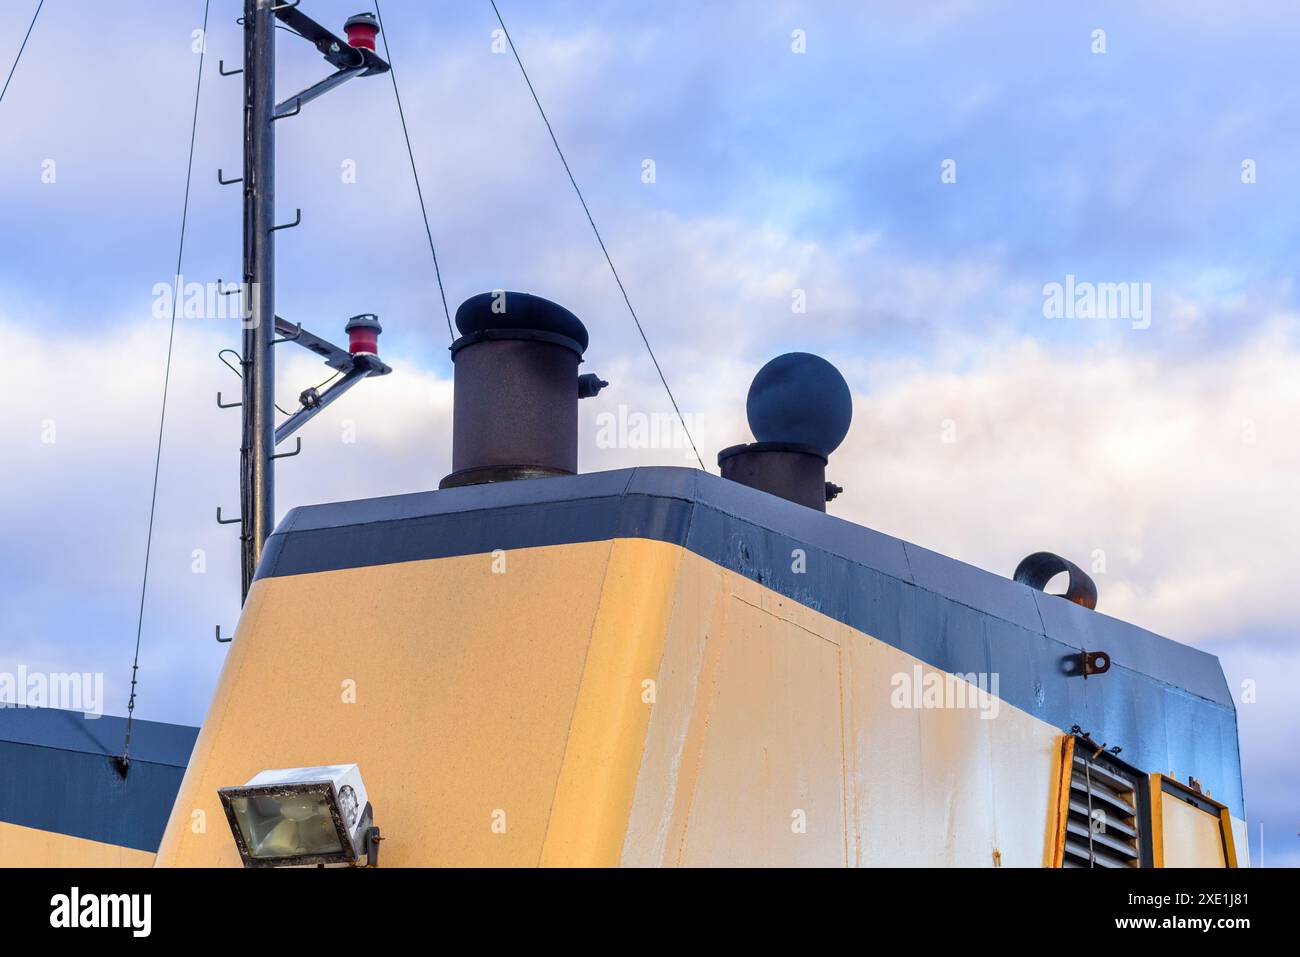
<box><xmin>830</xmin><ymin>322</ymin><xmax>1300</xmax><ymax>643</ymax></box>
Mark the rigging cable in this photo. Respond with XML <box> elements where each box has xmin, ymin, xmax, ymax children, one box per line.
<box><xmin>373</xmin><ymin>0</ymin><xmax>455</xmax><ymax>341</ymax></box>
<box><xmin>487</xmin><ymin>0</ymin><xmax>707</xmax><ymax>472</ymax></box>
<box><xmin>0</xmin><ymin>0</ymin><xmax>44</xmax><ymax>107</ymax></box>
<box><xmin>121</xmin><ymin>0</ymin><xmax>212</xmax><ymax>769</ymax></box>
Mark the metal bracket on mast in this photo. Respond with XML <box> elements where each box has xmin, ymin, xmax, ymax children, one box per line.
<box><xmin>272</xmin><ymin>6</ymin><xmax>389</xmax><ymax>119</ymax></box>
<box><xmin>271</xmin><ymin>315</ymin><xmax>391</xmax><ymax>447</ymax></box>
<box><xmin>275</xmin><ymin>7</ymin><xmax>390</xmax><ymax>75</ymax></box>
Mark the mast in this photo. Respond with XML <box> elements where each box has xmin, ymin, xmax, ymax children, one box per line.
<box><xmin>241</xmin><ymin>0</ymin><xmax>277</xmax><ymax>596</ymax></box>
<box><xmin>222</xmin><ymin>5</ymin><xmax>393</xmax><ymax>601</ymax></box>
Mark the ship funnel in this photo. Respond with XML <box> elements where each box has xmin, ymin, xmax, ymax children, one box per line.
<box><xmin>440</xmin><ymin>291</ymin><xmax>606</xmax><ymax>489</ymax></box>
<box><xmin>718</xmin><ymin>352</ymin><xmax>852</xmax><ymax>511</ymax></box>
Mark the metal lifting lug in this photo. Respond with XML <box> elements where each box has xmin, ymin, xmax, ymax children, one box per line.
<box><xmin>1080</xmin><ymin>650</ymin><xmax>1111</xmax><ymax>679</ymax></box>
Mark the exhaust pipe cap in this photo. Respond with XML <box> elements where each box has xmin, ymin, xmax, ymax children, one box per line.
<box><xmin>451</xmin><ymin>291</ymin><xmax>589</xmax><ymax>358</ymax></box>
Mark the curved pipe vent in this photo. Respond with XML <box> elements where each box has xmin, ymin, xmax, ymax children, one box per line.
<box><xmin>1013</xmin><ymin>551</ymin><xmax>1098</xmax><ymax>610</ymax></box>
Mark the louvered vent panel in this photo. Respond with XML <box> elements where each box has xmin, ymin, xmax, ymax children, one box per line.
<box><xmin>1063</xmin><ymin>752</ymin><xmax>1141</xmax><ymax>868</ymax></box>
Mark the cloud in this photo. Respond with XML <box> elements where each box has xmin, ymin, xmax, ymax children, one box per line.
<box><xmin>828</xmin><ymin>320</ymin><xmax>1300</xmax><ymax>643</ymax></box>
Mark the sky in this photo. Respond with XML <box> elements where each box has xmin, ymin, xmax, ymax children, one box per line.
<box><xmin>1</xmin><ymin>0</ymin><xmax>1296</xmax><ymax>865</ymax></box>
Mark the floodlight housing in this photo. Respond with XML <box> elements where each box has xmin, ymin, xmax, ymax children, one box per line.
<box><xmin>218</xmin><ymin>764</ymin><xmax>380</xmax><ymax>868</ymax></box>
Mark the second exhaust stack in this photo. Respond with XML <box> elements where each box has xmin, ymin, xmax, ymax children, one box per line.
<box><xmin>718</xmin><ymin>352</ymin><xmax>852</xmax><ymax>511</ymax></box>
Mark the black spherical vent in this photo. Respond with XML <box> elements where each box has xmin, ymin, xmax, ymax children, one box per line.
<box><xmin>453</xmin><ymin>291</ymin><xmax>589</xmax><ymax>356</ymax></box>
<box><xmin>718</xmin><ymin>352</ymin><xmax>852</xmax><ymax>512</ymax></box>
<box><xmin>746</xmin><ymin>352</ymin><xmax>852</xmax><ymax>456</ymax></box>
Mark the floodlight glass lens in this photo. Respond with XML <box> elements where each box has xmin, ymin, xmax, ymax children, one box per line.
<box><xmin>230</xmin><ymin>791</ymin><xmax>343</xmax><ymax>859</ymax></box>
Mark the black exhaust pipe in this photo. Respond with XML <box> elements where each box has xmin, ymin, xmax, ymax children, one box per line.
<box><xmin>440</xmin><ymin>291</ymin><xmax>606</xmax><ymax>489</ymax></box>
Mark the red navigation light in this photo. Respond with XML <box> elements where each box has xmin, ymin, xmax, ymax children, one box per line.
<box><xmin>344</xmin><ymin>13</ymin><xmax>380</xmax><ymax>52</ymax></box>
<box><xmin>345</xmin><ymin>314</ymin><xmax>382</xmax><ymax>356</ymax></box>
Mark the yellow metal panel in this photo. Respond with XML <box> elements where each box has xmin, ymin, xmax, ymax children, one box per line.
<box><xmin>986</xmin><ymin>713</ymin><xmax>1065</xmax><ymax>867</ymax></box>
<box><xmin>619</xmin><ymin>554</ymin><xmax>728</xmax><ymax>866</ymax></box>
<box><xmin>0</xmin><ymin>821</ymin><xmax>155</xmax><ymax>867</ymax></box>
<box><xmin>538</xmin><ymin>539</ymin><xmax>681</xmax><ymax>866</ymax></box>
<box><xmin>916</xmin><ymin>669</ymin><xmax>997</xmax><ymax>866</ymax></box>
<box><xmin>1229</xmin><ymin>814</ymin><xmax>1250</xmax><ymax>867</ymax></box>
<box><xmin>843</xmin><ymin>632</ymin><xmax>925</xmax><ymax>865</ymax></box>
<box><xmin>621</xmin><ymin>549</ymin><xmax>1064</xmax><ymax>867</ymax></box>
<box><xmin>1149</xmin><ymin>775</ymin><xmax>1233</xmax><ymax>869</ymax></box>
<box><xmin>1049</xmin><ymin>736</ymin><xmax>1075</xmax><ymax>867</ymax></box>
<box><xmin>845</xmin><ymin>635</ymin><xmax>1055</xmax><ymax>867</ymax></box>
<box><xmin>1148</xmin><ymin>773</ymin><xmax>1165</xmax><ymax>868</ymax></box>
<box><xmin>674</xmin><ymin>595</ymin><xmax>846</xmax><ymax>867</ymax></box>
<box><xmin>1219</xmin><ymin>808</ymin><xmax>1238</xmax><ymax>868</ymax></box>
<box><xmin>154</xmin><ymin>536</ymin><xmax>1071</xmax><ymax>868</ymax></box>
<box><xmin>1161</xmin><ymin>791</ymin><xmax>1228</xmax><ymax>867</ymax></box>
<box><xmin>156</xmin><ymin>541</ymin><xmax>615</xmax><ymax>867</ymax></box>
<box><xmin>645</xmin><ymin>564</ymin><xmax>737</xmax><ymax>865</ymax></box>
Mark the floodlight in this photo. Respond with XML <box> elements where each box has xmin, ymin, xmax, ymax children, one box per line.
<box><xmin>218</xmin><ymin>764</ymin><xmax>381</xmax><ymax>868</ymax></box>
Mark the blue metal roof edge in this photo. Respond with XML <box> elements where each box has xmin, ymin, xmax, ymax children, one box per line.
<box><xmin>0</xmin><ymin>707</ymin><xmax>199</xmax><ymax>852</ymax></box>
<box><xmin>257</xmin><ymin>466</ymin><xmax>1243</xmax><ymax>817</ymax></box>
<box><xmin>0</xmin><ymin>706</ymin><xmax>197</xmax><ymax>767</ymax></box>
<box><xmin>264</xmin><ymin>467</ymin><xmax>1232</xmax><ymax>705</ymax></box>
